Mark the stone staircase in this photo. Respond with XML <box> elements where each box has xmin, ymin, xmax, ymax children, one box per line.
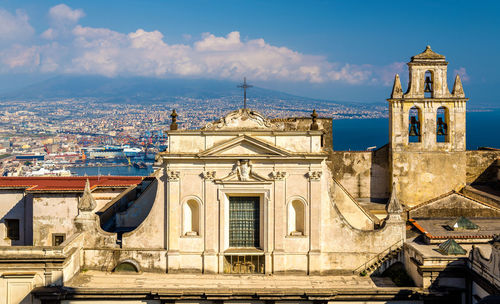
<box><xmin>355</xmin><ymin>240</ymin><xmax>404</xmax><ymax>276</ymax></box>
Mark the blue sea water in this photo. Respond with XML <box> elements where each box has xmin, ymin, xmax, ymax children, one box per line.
<box><xmin>69</xmin><ymin>165</ymin><xmax>153</xmax><ymax>176</ymax></box>
<box><xmin>332</xmin><ymin>109</ymin><xmax>500</xmax><ymax>151</ymax></box>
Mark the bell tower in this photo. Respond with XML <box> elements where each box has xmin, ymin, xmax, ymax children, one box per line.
<box><xmin>388</xmin><ymin>45</ymin><xmax>468</xmax><ymax>152</ymax></box>
<box><xmin>387</xmin><ymin>46</ymin><xmax>469</xmax><ymax>206</ymax></box>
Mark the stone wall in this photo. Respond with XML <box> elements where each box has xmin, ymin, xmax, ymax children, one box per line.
<box><xmin>329</xmin><ymin>145</ymin><xmax>390</xmax><ymax>199</ymax></box>
<box><xmin>32</xmin><ymin>193</ymin><xmax>79</xmax><ymax>246</ymax></box>
<box><xmin>0</xmin><ymin>190</ymin><xmax>27</xmax><ymax>246</ymax></box>
<box><xmin>392</xmin><ymin>151</ymin><xmax>466</xmax><ymax>206</ymax></box>
<box><xmin>466</xmin><ymin>150</ymin><xmax>500</xmax><ymax>184</ymax></box>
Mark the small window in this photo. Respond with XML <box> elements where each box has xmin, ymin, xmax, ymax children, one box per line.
<box><xmin>113</xmin><ymin>262</ymin><xmax>139</xmax><ymax>273</ymax></box>
<box><xmin>5</xmin><ymin>219</ymin><xmax>19</xmax><ymax>240</ymax></box>
<box><xmin>52</xmin><ymin>233</ymin><xmax>66</xmax><ymax>246</ymax></box>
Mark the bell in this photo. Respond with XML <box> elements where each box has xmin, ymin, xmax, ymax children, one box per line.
<box><xmin>424</xmin><ymin>76</ymin><xmax>433</xmax><ymax>93</ymax></box>
<box><xmin>437</xmin><ymin>117</ymin><xmax>447</xmax><ymax>136</ymax></box>
<box><xmin>409</xmin><ymin>116</ymin><xmax>419</xmax><ymax>136</ymax></box>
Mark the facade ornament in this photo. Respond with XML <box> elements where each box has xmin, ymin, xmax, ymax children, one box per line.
<box><xmin>78</xmin><ymin>179</ymin><xmax>96</xmax><ymax>212</ymax></box>
<box><xmin>202</xmin><ymin>170</ymin><xmax>217</xmax><ymax>180</ymax></box>
<box><xmin>201</xmin><ymin>108</ymin><xmax>284</xmax><ymax>131</ymax></box>
<box><xmin>386</xmin><ymin>182</ymin><xmax>403</xmax><ymax>222</ymax></box>
<box><xmin>310</xmin><ymin>109</ymin><xmax>319</xmax><ymax>130</ymax></box>
<box><xmin>270</xmin><ymin>171</ymin><xmax>288</xmax><ymax>180</ymax></box>
<box><xmin>235</xmin><ymin>160</ymin><xmax>252</xmax><ymax>181</ymax></box>
<box><xmin>307</xmin><ymin>171</ymin><xmax>322</xmax><ymax>181</ymax></box>
<box><xmin>391</xmin><ymin>74</ymin><xmax>403</xmax><ymax>99</ymax></box>
<box><xmin>166</xmin><ymin>170</ymin><xmax>180</xmax><ymax>181</ymax></box>
<box><xmin>170</xmin><ymin>109</ymin><xmax>178</xmax><ymax>131</ymax></box>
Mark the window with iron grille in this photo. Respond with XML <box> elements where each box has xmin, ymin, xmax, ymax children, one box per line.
<box><xmin>5</xmin><ymin>219</ymin><xmax>19</xmax><ymax>241</ymax></box>
<box><xmin>229</xmin><ymin>196</ymin><xmax>260</xmax><ymax>248</ymax></box>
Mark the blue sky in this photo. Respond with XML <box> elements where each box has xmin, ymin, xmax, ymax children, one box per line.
<box><xmin>0</xmin><ymin>0</ymin><xmax>499</xmax><ymax>104</ymax></box>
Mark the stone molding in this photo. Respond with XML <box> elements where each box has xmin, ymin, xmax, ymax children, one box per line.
<box><xmin>307</xmin><ymin>171</ymin><xmax>322</xmax><ymax>181</ymax></box>
<box><xmin>202</xmin><ymin>170</ymin><xmax>217</xmax><ymax>180</ymax></box>
<box><xmin>166</xmin><ymin>170</ymin><xmax>180</xmax><ymax>181</ymax></box>
<box><xmin>269</xmin><ymin>171</ymin><xmax>288</xmax><ymax>180</ymax></box>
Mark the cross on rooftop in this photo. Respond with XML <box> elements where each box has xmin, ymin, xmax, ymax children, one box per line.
<box><xmin>237</xmin><ymin>77</ymin><xmax>253</xmax><ymax>109</ymax></box>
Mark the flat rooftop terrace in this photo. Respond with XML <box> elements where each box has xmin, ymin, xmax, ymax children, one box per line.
<box><xmin>34</xmin><ymin>271</ymin><xmax>427</xmax><ymax>301</ymax></box>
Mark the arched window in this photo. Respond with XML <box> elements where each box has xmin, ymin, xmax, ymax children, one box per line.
<box><xmin>408</xmin><ymin>106</ymin><xmax>422</xmax><ymax>143</ymax></box>
<box><xmin>424</xmin><ymin>70</ymin><xmax>433</xmax><ymax>98</ymax></box>
<box><xmin>183</xmin><ymin>199</ymin><xmax>200</xmax><ymax>236</ymax></box>
<box><xmin>436</xmin><ymin>106</ymin><xmax>449</xmax><ymax>143</ymax></box>
<box><xmin>288</xmin><ymin>199</ymin><xmax>305</xmax><ymax>236</ymax></box>
<box><xmin>113</xmin><ymin>261</ymin><xmax>139</xmax><ymax>273</ymax></box>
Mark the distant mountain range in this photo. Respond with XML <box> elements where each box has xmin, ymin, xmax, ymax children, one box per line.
<box><xmin>0</xmin><ymin>75</ymin><xmax>337</xmax><ymax>104</ymax></box>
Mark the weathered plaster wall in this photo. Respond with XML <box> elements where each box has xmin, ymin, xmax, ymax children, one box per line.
<box><xmin>116</xmin><ymin>179</ymin><xmax>158</xmax><ymax>228</ymax></box>
<box><xmin>329</xmin><ymin>145</ymin><xmax>390</xmax><ymax>199</ymax></box>
<box><xmin>121</xmin><ymin>173</ymin><xmax>165</xmax><ymax>249</ymax></box>
<box><xmin>392</xmin><ymin>151</ymin><xmax>466</xmax><ymax>206</ymax></box>
<box><xmin>32</xmin><ymin>193</ymin><xmax>79</xmax><ymax>246</ymax></box>
<box><xmin>466</xmin><ymin>150</ymin><xmax>500</xmax><ymax>184</ymax></box>
<box><xmin>0</xmin><ymin>190</ymin><xmax>26</xmax><ymax>246</ymax></box>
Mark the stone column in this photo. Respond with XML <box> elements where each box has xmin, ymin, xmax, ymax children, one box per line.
<box><xmin>202</xmin><ymin>170</ymin><xmax>218</xmax><ymax>274</ymax></box>
<box><xmin>166</xmin><ymin>170</ymin><xmax>181</xmax><ymax>273</ymax></box>
<box><xmin>308</xmin><ymin>170</ymin><xmax>322</xmax><ymax>275</ymax></box>
<box><xmin>271</xmin><ymin>171</ymin><xmax>287</xmax><ymax>274</ymax></box>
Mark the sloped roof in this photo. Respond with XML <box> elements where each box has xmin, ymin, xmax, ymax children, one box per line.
<box><xmin>411</xmin><ymin>45</ymin><xmax>446</xmax><ymax>61</ymax></box>
<box><xmin>408</xmin><ymin>191</ymin><xmax>500</xmax><ymax>218</ymax></box>
<box><xmin>438</xmin><ymin>239</ymin><xmax>467</xmax><ymax>255</ymax></box>
<box><xmin>0</xmin><ymin>176</ymin><xmax>143</xmax><ymax>192</ymax></box>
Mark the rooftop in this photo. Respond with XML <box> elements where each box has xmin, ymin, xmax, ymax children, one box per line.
<box><xmin>411</xmin><ymin>45</ymin><xmax>446</xmax><ymax>62</ymax></box>
<box><xmin>0</xmin><ymin>176</ymin><xmax>144</xmax><ymax>192</ymax></box>
<box><xmin>32</xmin><ymin>271</ymin><xmax>426</xmax><ymax>301</ymax></box>
<box><xmin>410</xmin><ymin>218</ymin><xmax>500</xmax><ymax>241</ymax></box>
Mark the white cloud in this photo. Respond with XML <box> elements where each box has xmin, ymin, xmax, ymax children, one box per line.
<box><xmin>0</xmin><ymin>4</ymin><xmax>401</xmax><ymax>86</ymax></box>
<box><xmin>0</xmin><ymin>8</ymin><xmax>34</xmax><ymax>43</ymax></box>
<box><xmin>454</xmin><ymin>67</ymin><xmax>470</xmax><ymax>82</ymax></box>
<box><xmin>49</xmin><ymin>4</ymin><xmax>85</xmax><ymax>24</ymax></box>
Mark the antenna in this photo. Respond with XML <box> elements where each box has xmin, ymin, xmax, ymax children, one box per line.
<box><xmin>237</xmin><ymin>77</ymin><xmax>253</xmax><ymax>109</ymax></box>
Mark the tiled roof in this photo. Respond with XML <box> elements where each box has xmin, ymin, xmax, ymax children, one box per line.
<box><xmin>409</xmin><ymin>218</ymin><xmax>499</xmax><ymax>240</ymax></box>
<box><xmin>0</xmin><ymin>176</ymin><xmax>143</xmax><ymax>192</ymax></box>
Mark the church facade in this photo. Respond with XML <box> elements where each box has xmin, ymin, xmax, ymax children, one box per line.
<box><xmin>0</xmin><ymin>47</ymin><xmax>498</xmax><ymax>304</ymax></box>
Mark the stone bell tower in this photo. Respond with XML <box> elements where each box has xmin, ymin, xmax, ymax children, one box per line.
<box><xmin>387</xmin><ymin>46</ymin><xmax>469</xmax><ymax>206</ymax></box>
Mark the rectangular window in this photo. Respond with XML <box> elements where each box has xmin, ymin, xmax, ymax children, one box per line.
<box><xmin>5</xmin><ymin>219</ymin><xmax>19</xmax><ymax>241</ymax></box>
<box><xmin>229</xmin><ymin>196</ymin><xmax>260</xmax><ymax>248</ymax></box>
<box><xmin>52</xmin><ymin>233</ymin><xmax>66</xmax><ymax>246</ymax></box>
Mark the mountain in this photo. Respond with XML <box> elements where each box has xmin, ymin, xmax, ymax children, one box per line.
<box><xmin>0</xmin><ymin>75</ymin><xmax>336</xmax><ymax>104</ymax></box>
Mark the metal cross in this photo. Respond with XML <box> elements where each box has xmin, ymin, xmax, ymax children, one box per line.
<box><xmin>237</xmin><ymin>77</ymin><xmax>253</xmax><ymax>109</ymax></box>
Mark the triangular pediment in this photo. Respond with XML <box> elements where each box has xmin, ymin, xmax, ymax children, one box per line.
<box><xmin>198</xmin><ymin>135</ymin><xmax>291</xmax><ymax>157</ymax></box>
<box><xmin>409</xmin><ymin>192</ymin><xmax>500</xmax><ymax>218</ymax></box>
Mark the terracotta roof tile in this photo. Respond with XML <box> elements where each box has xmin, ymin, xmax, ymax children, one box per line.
<box><xmin>0</xmin><ymin>176</ymin><xmax>143</xmax><ymax>191</ymax></box>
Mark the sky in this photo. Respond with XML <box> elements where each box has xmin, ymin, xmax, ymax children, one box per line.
<box><xmin>0</xmin><ymin>0</ymin><xmax>499</xmax><ymax>104</ymax></box>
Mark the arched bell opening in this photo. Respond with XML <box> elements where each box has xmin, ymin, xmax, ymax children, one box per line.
<box><xmin>436</xmin><ymin>106</ymin><xmax>449</xmax><ymax>143</ymax></box>
<box><xmin>408</xmin><ymin>106</ymin><xmax>422</xmax><ymax>143</ymax></box>
<box><xmin>424</xmin><ymin>70</ymin><xmax>434</xmax><ymax>98</ymax></box>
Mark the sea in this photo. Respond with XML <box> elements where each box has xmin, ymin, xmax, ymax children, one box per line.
<box><xmin>333</xmin><ymin>109</ymin><xmax>500</xmax><ymax>151</ymax></box>
<box><xmin>69</xmin><ymin>109</ymin><xmax>500</xmax><ymax>176</ymax></box>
